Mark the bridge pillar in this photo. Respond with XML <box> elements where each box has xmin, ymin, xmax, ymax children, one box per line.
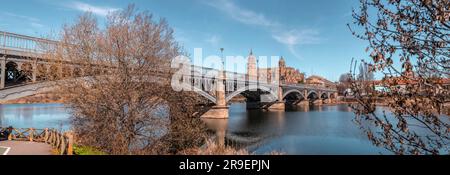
<box><xmin>201</xmin><ymin>72</ymin><xmax>229</xmax><ymax>119</ymax></box>
<box><xmin>16</xmin><ymin>62</ymin><xmax>23</xmax><ymax>71</ymax></box>
<box><xmin>334</xmin><ymin>92</ymin><xmax>338</xmax><ymax>103</ymax></box>
<box><xmin>32</xmin><ymin>61</ymin><xmax>37</xmax><ymax>82</ymax></box>
<box><xmin>268</xmin><ymin>86</ymin><xmax>285</xmax><ymax>110</ymax></box>
<box><xmin>0</xmin><ymin>57</ymin><xmax>5</xmax><ymax>89</ymax></box>
<box><xmin>297</xmin><ymin>100</ymin><xmax>309</xmax><ymax>106</ymax></box>
<box><xmin>314</xmin><ymin>92</ymin><xmax>323</xmax><ymax>105</ymax></box>
<box><xmin>304</xmin><ymin>90</ymin><xmax>308</xmax><ymax>100</ymax></box>
<box><xmin>323</xmin><ymin>92</ymin><xmax>330</xmax><ymax>104</ymax></box>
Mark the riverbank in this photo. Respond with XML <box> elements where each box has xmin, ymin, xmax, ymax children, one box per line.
<box><xmin>1</xmin><ymin>92</ymin><xmax>66</xmax><ymax>104</ymax></box>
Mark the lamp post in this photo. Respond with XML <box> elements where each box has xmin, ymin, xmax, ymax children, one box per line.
<box><xmin>220</xmin><ymin>48</ymin><xmax>224</xmax><ymax>72</ymax></box>
<box><xmin>256</xmin><ymin>53</ymin><xmax>259</xmax><ymax>87</ymax></box>
<box><xmin>220</xmin><ymin>48</ymin><xmax>225</xmax><ymax>80</ymax></box>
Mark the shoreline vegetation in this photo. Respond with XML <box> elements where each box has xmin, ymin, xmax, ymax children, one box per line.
<box><xmin>73</xmin><ymin>139</ymin><xmax>283</xmax><ymax>155</ymax></box>
<box><xmin>0</xmin><ymin>92</ymin><xmax>388</xmax><ymax>106</ymax></box>
<box><xmin>4</xmin><ymin>93</ymin><xmax>448</xmax><ymax>115</ymax></box>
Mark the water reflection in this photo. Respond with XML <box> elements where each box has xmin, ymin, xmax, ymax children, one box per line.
<box><xmin>0</xmin><ymin>103</ymin><xmax>71</xmax><ymax>131</ymax></box>
<box><xmin>206</xmin><ymin>103</ymin><xmax>390</xmax><ymax>155</ymax></box>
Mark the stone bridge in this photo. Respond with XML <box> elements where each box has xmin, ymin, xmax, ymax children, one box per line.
<box><xmin>0</xmin><ymin>31</ymin><xmax>337</xmax><ymax>119</ymax></box>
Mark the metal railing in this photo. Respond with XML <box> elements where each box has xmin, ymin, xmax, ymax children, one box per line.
<box><xmin>0</xmin><ymin>30</ymin><xmax>56</xmax><ymax>54</ymax></box>
<box><xmin>283</xmin><ymin>84</ymin><xmax>337</xmax><ymax>92</ymax></box>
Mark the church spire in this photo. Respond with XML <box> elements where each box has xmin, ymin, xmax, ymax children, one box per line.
<box><xmin>247</xmin><ymin>49</ymin><xmax>257</xmax><ymax>80</ymax></box>
<box><xmin>279</xmin><ymin>56</ymin><xmax>286</xmax><ymax>68</ymax></box>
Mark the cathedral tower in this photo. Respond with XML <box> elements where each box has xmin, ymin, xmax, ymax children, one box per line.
<box><xmin>247</xmin><ymin>49</ymin><xmax>257</xmax><ymax>81</ymax></box>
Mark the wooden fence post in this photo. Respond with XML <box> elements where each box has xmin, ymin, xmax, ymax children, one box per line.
<box><xmin>7</xmin><ymin>127</ymin><xmax>12</xmax><ymax>141</ymax></box>
<box><xmin>50</xmin><ymin>130</ymin><xmax>55</xmax><ymax>146</ymax></box>
<box><xmin>44</xmin><ymin>128</ymin><xmax>49</xmax><ymax>143</ymax></box>
<box><xmin>59</xmin><ymin>134</ymin><xmax>65</xmax><ymax>155</ymax></box>
<box><xmin>29</xmin><ymin>128</ymin><xmax>34</xmax><ymax>142</ymax></box>
<box><xmin>66</xmin><ymin>132</ymin><xmax>73</xmax><ymax>155</ymax></box>
<box><xmin>55</xmin><ymin>130</ymin><xmax>59</xmax><ymax>148</ymax></box>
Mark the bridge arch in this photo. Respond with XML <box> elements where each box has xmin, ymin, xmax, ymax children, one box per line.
<box><xmin>320</xmin><ymin>92</ymin><xmax>329</xmax><ymax>99</ymax></box>
<box><xmin>73</xmin><ymin>67</ymin><xmax>83</xmax><ymax>77</ymax></box>
<box><xmin>282</xmin><ymin>89</ymin><xmax>305</xmax><ymax>99</ymax></box>
<box><xmin>330</xmin><ymin>92</ymin><xmax>336</xmax><ymax>99</ymax></box>
<box><xmin>225</xmin><ymin>85</ymin><xmax>278</xmax><ymax>103</ymax></box>
<box><xmin>48</xmin><ymin>64</ymin><xmax>60</xmax><ymax>80</ymax></box>
<box><xmin>61</xmin><ymin>65</ymin><xmax>72</xmax><ymax>78</ymax></box>
<box><xmin>307</xmin><ymin>90</ymin><xmax>318</xmax><ymax>98</ymax></box>
<box><xmin>20</xmin><ymin>62</ymin><xmax>33</xmax><ymax>81</ymax></box>
<box><xmin>307</xmin><ymin>91</ymin><xmax>319</xmax><ymax>101</ymax></box>
<box><xmin>179</xmin><ymin>83</ymin><xmax>217</xmax><ymax>104</ymax></box>
<box><xmin>5</xmin><ymin>61</ymin><xmax>26</xmax><ymax>86</ymax></box>
<box><xmin>36</xmin><ymin>63</ymin><xmax>48</xmax><ymax>81</ymax></box>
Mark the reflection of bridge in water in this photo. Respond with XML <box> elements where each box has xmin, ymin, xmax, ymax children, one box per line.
<box><xmin>0</xmin><ymin>31</ymin><xmax>338</xmax><ymax>120</ymax></box>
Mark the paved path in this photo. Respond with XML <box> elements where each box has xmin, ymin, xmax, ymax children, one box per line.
<box><xmin>0</xmin><ymin>141</ymin><xmax>53</xmax><ymax>155</ymax></box>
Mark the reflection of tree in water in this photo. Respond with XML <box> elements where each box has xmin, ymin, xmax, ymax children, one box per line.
<box><xmin>20</xmin><ymin>107</ymin><xmax>34</xmax><ymax>121</ymax></box>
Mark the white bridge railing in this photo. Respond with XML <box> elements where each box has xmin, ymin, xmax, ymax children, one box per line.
<box><xmin>0</xmin><ymin>31</ymin><xmax>56</xmax><ymax>54</ymax></box>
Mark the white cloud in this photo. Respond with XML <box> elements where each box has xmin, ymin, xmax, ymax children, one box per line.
<box><xmin>30</xmin><ymin>22</ymin><xmax>44</xmax><ymax>28</ymax></box>
<box><xmin>272</xmin><ymin>29</ymin><xmax>320</xmax><ymax>46</ymax></box>
<box><xmin>3</xmin><ymin>12</ymin><xmax>40</xmax><ymax>22</ymax></box>
<box><xmin>204</xmin><ymin>0</ymin><xmax>278</xmax><ymax>27</ymax></box>
<box><xmin>205</xmin><ymin>35</ymin><xmax>221</xmax><ymax>47</ymax></box>
<box><xmin>69</xmin><ymin>1</ymin><xmax>119</xmax><ymax>17</ymax></box>
<box><xmin>203</xmin><ymin>0</ymin><xmax>321</xmax><ymax>59</ymax></box>
<box><xmin>2</xmin><ymin>12</ymin><xmax>44</xmax><ymax>29</ymax></box>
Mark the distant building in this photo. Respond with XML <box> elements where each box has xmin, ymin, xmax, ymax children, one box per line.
<box><xmin>279</xmin><ymin>57</ymin><xmax>305</xmax><ymax>84</ymax></box>
<box><xmin>305</xmin><ymin>75</ymin><xmax>335</xmax><ymax>88</ymax></box>
<box><xmin>253</xmin><ymin>56</ymin><xmax>304</xmax><ymax>84</ymax></box>
<box><xmin>247</xmin><ymin>50</ymin><xmax>257</xmax><ymax>81</ymax></box>
<box><xmin>246</xmin><ymin>51</ymin><xmax>310</xmax><ymax>85</ymax></box>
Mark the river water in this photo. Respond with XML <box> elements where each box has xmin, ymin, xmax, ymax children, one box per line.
<box><xmin>0</xmin><ymin>103</ymin><xmax>391</xmax><ymax>154</ymax></box>
<box><xmin>0</xmin><ymin>103</ymin><xmax>70</xmax><ymax>131</ymax></box>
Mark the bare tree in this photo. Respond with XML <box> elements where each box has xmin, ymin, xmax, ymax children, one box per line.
<box><xmin>348</xmin><ymin>0</ymin><xmax>449</xmax><ymax>155</ymax></box>
<box><xmin>358</xmin><ymin>63</ymin><xmax>374</xmax><ymax>81</ymax></box>
<box><xmin>46</xmin><ymin>6</ymin><xmax>210</xmax><ymax>155</ymax></box>
<box><xmin>337</xmin><ymin>73</ymin><xmax>352</xmax><ymax>95</ymax></box>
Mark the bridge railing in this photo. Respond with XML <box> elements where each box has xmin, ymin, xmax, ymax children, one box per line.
<box><xmin>0</xmin><ymin>127</ymin><xmax>73</xmax><ymax>155</ymax></box>
<box><xmin>0</xmin><ymin>31</ymin><xmax>56</xmax><ymax>54</ymax></box>
<box><xmin>283</xmin><ymin>84</ymin><xmax>337</xmax><ymax>92</ymax></box>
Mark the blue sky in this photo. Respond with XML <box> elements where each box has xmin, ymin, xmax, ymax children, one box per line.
<box><xmin>0</xmin><ymin>0</ymin><xmax>371</xmax><ymax>81</ymax></box>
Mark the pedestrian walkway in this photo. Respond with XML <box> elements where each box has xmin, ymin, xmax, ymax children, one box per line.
<box><xmin>0</xmin><ymin>141</ymin><xmax>53</xmax><ymax>155</ymax></box>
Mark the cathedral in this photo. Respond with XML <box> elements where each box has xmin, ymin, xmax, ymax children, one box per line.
<box><xmin>278</xmin><ymin>56</ymin><xmax>305</xmax><ymax>84</ymax></box>
<box><xmin>246</xmin><ymin>51</ymin><xmax>305</xmax><ymax>84</ymax></box>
